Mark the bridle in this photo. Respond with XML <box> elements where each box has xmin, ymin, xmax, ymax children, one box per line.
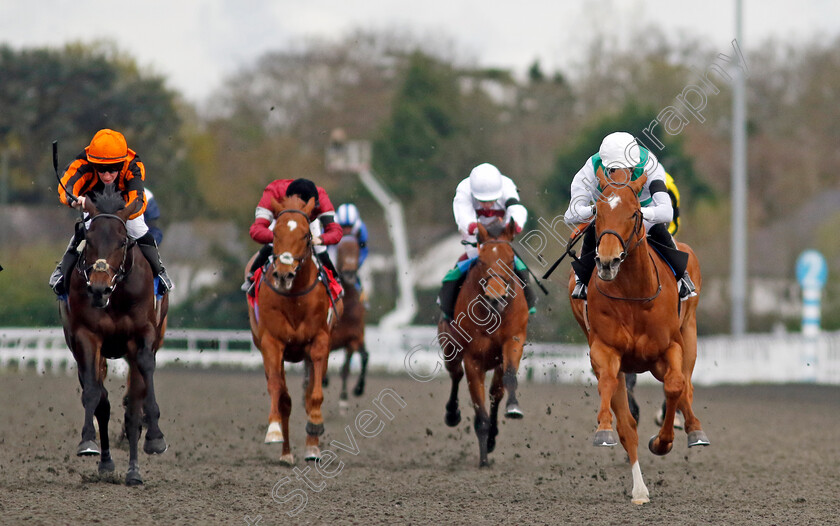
<box><xmin>77</xmin><ymin>213</ymin><xmax>133</xmax><ymax>291</ymax></box>
<box><xmin>475</xmin><ymin>239</ymin><xmax>517</xmax><ymax>301</ymax></box>
<box><xmin>264</xmin><ymin>208</ymin><xmax>318</xmax><ymax>297</ymax></box>
<box><xmin>594</xmin><ymin>208</ymin><xmax>661</xmax><ymax>302</ymax></box>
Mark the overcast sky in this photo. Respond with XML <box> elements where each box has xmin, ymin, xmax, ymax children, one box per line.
<box><xmin>2</xmin><ymin>0</ymin><xmax>838</xmax><ymax>105</ymax></box>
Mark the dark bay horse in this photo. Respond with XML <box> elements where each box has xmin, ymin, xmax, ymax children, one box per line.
<box><xmin>568</xmin><ymin>168</ymin><xmax>708</xmax><ymax>504</ymax></box>
<box><xmin>440</xmin><ymin>221</ymin><xmax>529</xmax><ymax>467</ymax></box>
<box><xmin>59</xmin><ymin>187</ymin><xmax>169</xmax><ymax>485</ymax></box>
<box><xmin>327</xmin><ymin>234</ymin><xmax>369</xmax><ymax>411</ymax></box>
<box><xmin>246</xmin><ymin>195</ymin><xmax>342</xmax><ymax>464</ymax></box>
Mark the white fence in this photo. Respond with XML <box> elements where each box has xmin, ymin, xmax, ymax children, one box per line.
<box><xmin>2</xmin><ymin>326</ymin><xmax>840</xmax><ymax>385</ymax></box>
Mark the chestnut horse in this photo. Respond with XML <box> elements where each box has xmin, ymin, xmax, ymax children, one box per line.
<box><xmin>327</xmin><ymin>234</ymin><xmax>369</xmax><ymax>409</ymax></box>
<box><xmin>59</xmin><ymin>187</ymin><xmax>169</xmax><ymax>486</ymax></box>
<box><xmin>440</xmin><ymin>221</ymin><xmax>529</xmax><ymax>467</ymax></box>
<box><xmin>247</xmin><ymin>195</ymin><xmax>342</xmax><ymax>464</ymax></box>
<box><xmin>568</xmin><ymin>168</ymin><xmax>708</xmax><ymax>504</ymax></box>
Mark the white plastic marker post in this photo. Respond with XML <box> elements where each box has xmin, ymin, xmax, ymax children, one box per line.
<box><xmin>795</xmin><ymin>250</ymin><xmax>828</xmax><ymax>381</ymax></box>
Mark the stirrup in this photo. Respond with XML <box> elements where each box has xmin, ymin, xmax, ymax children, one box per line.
<box><xmin>50</xmin><ymin>273</ymin><xmax>66</xmax><ymax>296</ymax></box>
<box><xmin>157</xmin><ymin>270</ymin><xmax>174</xmax><ymax>294</ymax></box>
<box><xmin>679</xmin><ymin>274</ymin><xmax>697</xmax><ymax>300</ymax></box>
<box><xmin>571</xmin><ymin>281</ymin><xmax>587</xmax><ymax>299</ymax></box>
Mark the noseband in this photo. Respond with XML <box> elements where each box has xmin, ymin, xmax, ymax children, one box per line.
<box><xmin>78</xmin><ymin>213</ymin><xmax>133</xmax><ymax>290</ymax></box>
<box><xmin>265</xmin><ymin>208</ymin><xmax>318</xmax><ymax>296</ymax></box>
<box><xmin>596</xmin><ymin>209</ymin><xmax>644</xmax><ymax>264</ymax></box>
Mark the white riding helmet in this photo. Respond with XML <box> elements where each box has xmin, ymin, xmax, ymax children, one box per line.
<box><xmin>469</xmin><ymin>163</ymin><xmax>503</xmax><ymax>201</ymax></box>
<box><xmin>599</xmin><ymin>132</ymin><xmax>642</xmax><ymax>169</ymax></box>
<box><xmin>336</xmin><ymin>203</ymin><xmax>360</xmax><ymax>226</ymax></box>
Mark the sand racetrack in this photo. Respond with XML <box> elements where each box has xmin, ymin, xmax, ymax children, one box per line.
<box><xmin>1</xmin><ymin>367</ymin><xmax>838</xmax><ymax>525</ymax></box>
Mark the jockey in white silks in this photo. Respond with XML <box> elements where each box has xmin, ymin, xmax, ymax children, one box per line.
<box><xmin>437</xmin><ymin>163</ymin><xmax>536</xmax><ymax>320</ymax></box>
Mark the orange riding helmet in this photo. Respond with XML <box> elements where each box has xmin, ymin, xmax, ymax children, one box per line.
<box><xmin>85</xmin><ymin>129</ymin><xmax>128</xmax><ymax>163</ymax></box>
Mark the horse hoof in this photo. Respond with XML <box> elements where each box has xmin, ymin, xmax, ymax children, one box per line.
<box><xmin>77</xmin><ymin>440</ymin><xmax>100</xmax><ymax>456</ymax></box>
<box><xmin>125</xmin><ymin>469</ymin><xmax>143</xmax><ymax>486</ymax></box>
<box><xmin>339</xmin><ymin>399</ymin><xmax>349</xmax><ymax>410</ymax></box>
<box><xmin>687</xmin><ymin>430</ymin><xmax>710</xmax><ymax>448</ymax></box>
<box><xmin>98</xmin><ymin>458</ymin><xmax>115</xmax><ymax>474</ymax></box>
<box><xmin>444</xmin><ymin>409</ymin><xmax>461</xmax><ymax>428</ymax></box>
<box><xmin>304</xmin><ymin>446</ymin><xmax>321</xmax><ymax>461</ymax></box>
<box><xmin>143</xmin><ymin>436</ymin><xmax>168</xmax><ymax>455</ymax></box>
<box><xmin>265</xmin><ymin>422</ymin><xmax>284</xmax><ymax>444</ymax></box>
<box><xmin>478</xmin><ymin>459</ymin><xmax>490</xmax><ymax>468</ymax></box>
<box><xmin>592</xmin><ymin>430</ymin><xmax>619</xmax><ymax>447</ymax></box>
<box><xmin>648</xmin><ymin>435</ymin><xmax>673</xmax><ymax>456</ymax></box>
<box><xmin>278</xmin><ymin>453</ymin><xmax>295</xmax><ymax>466</ymax></box>
<box><xmin>632</xmin><ymin>496</ymin><xmax>650</xmax><ymax>505</ymax></box>
<box><xmin>353</xmin><ymin>384</ymin><xmax>365</xmax><ymax>397</ymax></box>
<box><xmin>504</xmin><ymin>404</ymin><xmax>524</xmax><ymax>419</ymax></box>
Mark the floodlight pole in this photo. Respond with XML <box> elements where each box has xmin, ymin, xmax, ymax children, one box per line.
<box><xmin>731</xmin><ymin>0</ymin><xmax>747</xmax><ymax>335</ymax></box>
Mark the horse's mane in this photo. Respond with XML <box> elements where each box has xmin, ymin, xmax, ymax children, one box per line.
<box><xmin>484</xmin><ymin>222</ymin><xmax>505</xmax><ymax>239</ymax></box>
<box><xmin>91</xmin><ymin>185</ymin><xmax>127</xmax><ymax>214</ymax></box>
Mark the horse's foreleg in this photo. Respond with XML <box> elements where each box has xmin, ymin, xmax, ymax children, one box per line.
<box><xmin>590</xmin><ymin>342</ymin><xmax>621</xmax><ymax>447</ymax></box>
<box><xmin>610</xmin><ymin>372</ymin><xmax>649</xmax><ymax>504</ymax></box>
<box><xmin>304</xmin><ymin>332</ymin><xmax>330</xmax><ymax>462</ymax></box>
<box><xmin>352</xmin><ymin>342</ymin><xmax>369</xmax><ymax>397</ymax></box>
<box><xmin>464</xmin><ymin>356</ymin><xmax>491</xmax><ymax>467</ymax></box>
<box><xmin>94</xmin><ymin>384</ymin><xmax>115</xmax><ymax>474</ymax></box>
<box><xmin>443</xmin><ymin>353</ymin><xmax>464</xmax><ymax>428</ymax></box>
<box><xmin>487</xmin><ymin>366</ymin><xmax>504</xmax><ymax>454</ymax></box>
<box><xmin>340</xmin><ymin>346</ymin><xmax>352</xmax><ymax>402</ymax></box>
<box><xmin>649</xmin><ymin>342</ymin><xmax>685</xmax><ymax>456</ymax></box>
<box><xmin>260</xmin><ymin>337</ymin><xmax>287</xmax><ymax>448</ymax></box>
<box><xmin>136</xmin><ymin>335</ymin><xmax>167</xmax><ymax>456</ymax></box>
<box><xmin>73</xmin><ymin>332</ymin><xmax>102</xmax><ymax>458</ymax></box>
<box><xmin>502</xmin><ymin>337</ymin><xmax>525</xmax><ymax>418</ymax></box>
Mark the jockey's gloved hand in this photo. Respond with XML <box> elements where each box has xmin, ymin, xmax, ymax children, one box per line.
<box><xmin>71</xmin><ymin>196</ymin><xmax>87</xmax><ymax>210</ymax></box>
<box><xmin>312</xmin><ymin>236</ymin><xmax>323</xmax><ymax>246</ymax></box>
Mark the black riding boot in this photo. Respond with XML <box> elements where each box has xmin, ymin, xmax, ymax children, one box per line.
<box><xmin>514</xmin><ymin>268</ymin><xmax>537</xmax><ymax>314</ymax></box>
<box><xmin>570</xmin><ymin>226</ymin><xmax>597</xmax><ymax>299</ymax></box>
<box><xmin>242</xmin><ymin>244</ymin><xmax>273</xmax><ymax>292</ymax></box>
<box><xmin>437</xmin><ymin>273</ymin><xmax>467</xmax><ymax>321</ymax></box>
<box><xmin>317</xmin><ymin>251</ymin><xmax>343</xmax><ymax>298</ymax></box>
<box><xmin>136</xmin><ymin>232</ymin><xmax>174</xmax><ymax>294</ymax></box>
<box><xmin>646</xmin><ymin>224</ymin><xmax>696</xmax><ymax>299</ymax></box>
<box><xmin>49</xmin><ymin>236</ymin><xmax>83</xmax><ymax>296</ymax></box>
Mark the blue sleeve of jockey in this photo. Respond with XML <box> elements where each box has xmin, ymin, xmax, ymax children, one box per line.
<box><xmin>144</xmin><ymin>196</ymin><xmax>161</xmax><ymax>221</ymax></box>
<box><xmin>357</xmin><ymin>221</ymin><xmax>369</xmax><ymax>267</ymax></box>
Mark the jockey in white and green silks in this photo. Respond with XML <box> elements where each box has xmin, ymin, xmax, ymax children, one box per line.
<box><xmin>563</xmin><ymin>131</ymin><xmax>697</xmax><ymax>300</ymax></box>
<box><xmin>437</xmin><ymin>163</ymin><xmax>536</xmax><ymax>320</ymax></box>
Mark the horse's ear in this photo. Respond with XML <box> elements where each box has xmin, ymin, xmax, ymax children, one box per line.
<box><xmin>83</xmin><ymin>196</ymin><xmax>98</xmax><ymax>216</ymax></box>
<box><xmin>476</xmin><ymin>222</ymin><xmax>489</xmax><ymax>244</ymax></box>
<box><xmin>119</xmin><ymin>198</ymin><xmax>143</xmax><ymax>222</ymax></box>
<box><xmin>270</xmin><ymin>197</ymin><xmax>283</xmax><ymax>217</ymax></box>
<box><xmin>595</xmin><ymin>166</ymin><xmax>609</xmax><ymax>191</ymax></box>
<box><xmin>504</xmin><ymin>219</ymin><xmax>518</xmax><ymax>240</ymax></box>
<box><xmin>630</xmin><ymin>172</ymin><xmax>648</xmax><ymax>195</ymax></box>
<box><xmin>303</xmin><ymin>197</ymin><xmax>316</xmax><ymax>216</ymax></box>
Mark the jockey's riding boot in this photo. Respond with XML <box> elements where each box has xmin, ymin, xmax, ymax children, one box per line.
<box><xmin>137</xmin><ymin>232</ymin><xmax>174</xmax><ymax>294</ymax></box>
<box><xmin>570</xmin><ymin>226</ymin><xmax>596</xmax><ymax>300</ymax></box>
<box><xmin>317</xmin><ymin>251</ymin><xmax>343</xmax><ymax>298</ymax></box>
<box><xmin>49</xmin><ymin>232</ymin><xmax>84</xmax><ymax>296</ymax></box>
<box><xmin>437</xmin><ymin>276</ymin><xmax>466</xmax><ymax>321</ymax></box>
<box><xmin>242</xmin><ymin>244</ymin><xmax>273</xmax><ymax>291</ymax></box>
<box><xmin>514</xmin><ymin>268</ymin><xmax>537</xmax><ymax>315</ymax></box>
<box><xmin>679</xmin><ymin>272</ymin><xmax>698</xmax><ymax>300</ymax></box>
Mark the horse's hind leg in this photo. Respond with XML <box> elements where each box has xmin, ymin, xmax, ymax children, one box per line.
<box><xmin>352</xmin><ymin>343</ymin><xmax>369</xmax><ymax>397</ymax></box>
<box><xmin>677</xmin><ymin>313</ymin><xmax>710</xmax><ymax>447</ymax></box>
<box><xmin>136</xmin><ymin>342</ymin><xmax>167</xmax><ymax>456</ymax></box>
<box><xmin>443</xmin><ymin>355</ymin><xmax>464</xmax><ymax>428</ymax></box>
<box><xmin>502</xmin><ymin>339</ymin><xmax>525</xmax><ymax>418</ymax></box>
<box><xmin>611</xmin><ymin>372</ymin><xmax>649</xmax><ymax>504</ymax></box>
<box><xmin>95</xmin><ymin>386</ymin><xmax>115</xmax><ymax>473</ymax></box>
<box><xmin>487</xmin><ymin>366</ymin><xmax>504</xmax><ymax>454</ymax></box>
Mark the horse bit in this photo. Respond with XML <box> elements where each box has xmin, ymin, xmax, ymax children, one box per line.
<box><xmin>78</xmin><ymin>213</ymin><xmax>133</xmax><ymax>289</ymax></box>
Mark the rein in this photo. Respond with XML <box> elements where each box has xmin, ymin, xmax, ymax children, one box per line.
<box><xmin>77</xmin><ymin>213</ymin><xmax>133</xmax><ymax>289</ymax></box>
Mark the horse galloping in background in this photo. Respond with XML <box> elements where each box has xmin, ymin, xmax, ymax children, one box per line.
<box><xmin>59</xmin><ymin>186</ymin><xmax>169</xmax><ymax>485</ymax></box>
<box><xmin>246</xmin><ymin>195</ymin><xmax>342</xmax><ymax>464</ymax></box>
<box><xmin>568</xmin><ymin>168</ymin><xmax>708</xmax><ymax>504</ymax></box>
<box><xmin>440</xmin><ymin>221</ymin><xmax>529</xmax><ymax>467</ymax></box>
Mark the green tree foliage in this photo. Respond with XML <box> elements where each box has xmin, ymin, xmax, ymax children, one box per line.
<box><xmin>545</xmin><ymin>100</ymin><xmax>713</xmax><ymax>209</ymax></box>
<box><xmin>373</xmin><ymin>52</ymin><xmax>471</xmax><ymax>199</ymax></box>
<box><xmin>0</xmin><ymin>41</ymin><xmax>200</xmax><ymax>217</ymax></box>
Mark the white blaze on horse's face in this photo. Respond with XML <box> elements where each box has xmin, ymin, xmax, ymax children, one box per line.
<box><xmin>287</xmin><ymin>220</ymin><xmax>298</xmax><ymax>232</ymax></box>
<box><xmin>608</xmin><ymin>194</ymin><xmax>621</xmax><ymax>210</ymax></box>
